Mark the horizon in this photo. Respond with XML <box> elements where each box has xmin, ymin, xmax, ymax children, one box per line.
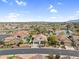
<box><xmin>0</xmin><ymin>0</ymin><xmax>79</xmax><ymax>22</ymax></box>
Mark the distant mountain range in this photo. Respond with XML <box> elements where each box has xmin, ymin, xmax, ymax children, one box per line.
<box><xmin>68</xmin><ymin>19</ymin><xmax>79</xmax><ymax>22</ymax></box>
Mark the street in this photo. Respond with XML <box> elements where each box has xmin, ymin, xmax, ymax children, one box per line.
<box><xmin>0</xmin><ymin>48</ymin><xmax>79</xmax><ymax>57</ymax></box>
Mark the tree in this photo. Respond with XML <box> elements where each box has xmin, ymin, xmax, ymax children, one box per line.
<box><xmin>46</xmin><ymin>54</ymin><xmax>54</xmax><ymax>59</ymax></box>
<box><xmin>0</xmin><ymin>40</ymin><xmax>4</xmax><ymax>45</ymax></box>
<box><xmin>66</xmin><ymin>24</ymin><xmax>71</xmax><ymax>35</ymax></box>
<box><xmin>7</xmin><ymin>55</ymin><xmax>15</xmax><ymax>59</ymax></box>
<box><xmin>60</xmin><ymin>41</ymin><xmax>64</xmax><ymax>45</ymax></box>
<box><xmin>27</xmin><ymin>35</ymin><xmax>33</xmax><ymax>44</ymax></box>
<box><xmin>55</xmin><ymin>55</ymin><xmax>60</xmax><ymax>59</ymax></box>
<box><xmin>47</xmin><ymin>35</ymin><xmax>58</xmax><ymax>45</ymax></box>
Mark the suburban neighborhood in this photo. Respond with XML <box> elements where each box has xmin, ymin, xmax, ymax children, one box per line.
<box><xmin>0</xmin><ymin>0</ymin><xmax>79</xmax><ymax>59</ymax></box>
<box><xmin>0</xmin><ymin>22</ymin><xmax>79</xmax><ymax>59</ymax></box>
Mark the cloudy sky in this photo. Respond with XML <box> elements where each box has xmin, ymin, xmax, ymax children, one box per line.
<box><xmin>0</xmin><ymin>0</ymin><xmax>79</xmax><ymax>22</ymax></box>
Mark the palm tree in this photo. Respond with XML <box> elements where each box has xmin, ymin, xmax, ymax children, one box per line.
<box><xmin>27</xmin><ymin>35</ymin><xmax>33</xmax><ymax>44</ymax></box>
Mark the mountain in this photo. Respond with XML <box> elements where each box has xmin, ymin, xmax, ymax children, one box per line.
<box><xmin>68</xmin><ymin>19</ymin><xmax>79</xmax><ymax>22</ymax></box>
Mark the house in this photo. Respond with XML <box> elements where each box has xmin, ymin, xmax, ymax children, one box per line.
<box><xmin>4</xmin><ymin>36</ymin><xmax>19</xmax><ymax>46</ymax></box>
<box><xmin>73</xmin><ymin>36</ymin><xmax>79</xmax><ymax>49</ymax></box>
<box><xmin>55</xmin><ymin>30</ymin><xmax>73</xmax><ymax>37</ymax></box>
<box><xmin>57</xmin><ymin>35</ymin><xmax>72</xmax><ymax>46</ymax></box>
<box><xmin>4</xmin><ymin>36</ymin><xmax>15</xmax><ymax>43</ymax></box>
<box><xmin>13</xmin><ymin>30</ymin><xmax>29</xmax><ymax>38</ymax></box>
<box><xmin>55</xmin><ymin>30</ymin><xmax>72</xmax><ymax>46</ymax></box>
<box><xmin>32</xmin><ymin>34</ymin><xmax>47</xmax><ymax>48</ymax></box>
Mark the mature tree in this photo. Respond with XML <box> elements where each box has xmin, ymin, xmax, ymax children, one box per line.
<box><xmin>46</xmin><ymin>54</ymin><xmax>54</xmax><ymax>59</ymax></box>
<box><xmin>7</xmin><ymin>55</ymin><xmax>15</xmax><ymax>59</ymax></box>
<box><xmin>47</xmin><ymin>35</ymin><xmax>58</xmax><ymax>45</ymax></box>
<box><xmin>0</xmin><ymin>40</ymin><xmax>4</xmax><ymax>45</ymax></box>
<box><xmin>55</xmin><ymin>55</ymin><xmax>60</xmax><ymax>59</ymax></box>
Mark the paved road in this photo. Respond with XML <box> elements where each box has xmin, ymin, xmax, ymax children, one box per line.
<box><xmin>0</xmin><ymin>48</ymin><xmax>79</xmax><ymax>57</ymax></box>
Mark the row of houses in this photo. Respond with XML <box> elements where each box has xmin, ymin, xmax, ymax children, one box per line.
<box><xmin>1</xmin><ymin>30</ymin><xmax>47</xmax><ymax>48</ymax></box>
<box><xmin>0</xmin><ymin>29</ymin><xmax>73</xmax><ymax>48</ymax></box>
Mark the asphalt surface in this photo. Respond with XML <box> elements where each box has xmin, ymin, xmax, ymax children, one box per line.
<box><xmin>0</xmin><ymin>48</ymin><xmax>79</xmax><ymax>57</ymax></box>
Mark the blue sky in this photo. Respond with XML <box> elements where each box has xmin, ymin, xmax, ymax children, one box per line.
<box><xmin>0</xmin><ymin>0</ymin><xmax>79</xmax><ymax>22</ymax></box>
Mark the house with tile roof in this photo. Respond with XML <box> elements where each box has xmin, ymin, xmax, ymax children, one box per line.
<box><xmin>13</xmin><ymin>30</ymin><xmax>29</xmax><ymax>38</ymax></box>
<box><xmin>32</xmin><ymin>34</ymin><xmax>47</xmax><ymax>48</ymax></box>
<box><xmin>57</xmin><ymin>35</ymin><xmax>72</xmax><ymax>46</ymax></box>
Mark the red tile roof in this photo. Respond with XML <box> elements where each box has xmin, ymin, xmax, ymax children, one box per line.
<box><xmin>4</xmin><ymin>36</ymin><xmax>15</xmax><ymax>42</ymax></box>
<box><xmin>13</xmin><ymin>31</ymin><xmax>29</xmax><ymax>36</ymax></box>
<box><xmin>33</xmin><ymin>34</ymin><xmax>47</xmax><ymax>41</ymax></box>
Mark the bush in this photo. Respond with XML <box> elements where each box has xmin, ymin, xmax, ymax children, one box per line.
<box><xmin>48</xmin><ymin>35</ymin><xmax>58</xmax><ymax>45</ymax></box>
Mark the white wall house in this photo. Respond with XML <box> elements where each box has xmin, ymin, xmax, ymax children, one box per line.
<box><xmin>32</xmin><ymin>34</ymin><xmax>47</xmax><ymax>48</ymax></box>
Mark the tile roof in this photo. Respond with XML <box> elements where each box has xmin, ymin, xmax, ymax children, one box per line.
<box><xmin>4</xmin><ymin>36</ymin><xmax>15</xmax><ymax>42</ymax></box>
<box><xmin>33</xmin><ymin>34</ymin><xmax>47</xmax><ymax>41</ymax></box>
<box><xmin>13</xmin><ymin>31</ymin><xmax>29</xmax><ymax>36</ymax></box>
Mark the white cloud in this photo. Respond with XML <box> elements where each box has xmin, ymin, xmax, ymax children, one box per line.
<box><xmin>50</xmin><ymin>17</ymin><xmax>57</xmax><ymax>19</ymax></box>
<box><xmin>5</xmin><ymin>12</ymin><xmax>20</xmax><ymax>22</ymax></box>
<box><xmin>15</xmin><ymin>0</ymin><xmax>26</xmax><ymax>6</ymax></box>
<box><xmin>68</xmin><ymin>15</ymin><xmax>79</xmax><ymax>20</ymax></box>
<box><xmin>57</xmin><ymin>2</ymin><xmax>62</xmax><ymax>5</ymax></box>
<box><xmin>49</xmin><ymin>4</ymin><xmax>54</xmax><ymax>9</ymax></box>
<box><xmin>1</xmin><ymin>0</ymin><xmax>8</xmax><ymax>3</ymax></box>
<box><xmin>63</xmin><ymin>11</ymin><xmax>79</xmax><ymax>21</ymax></box>
<box><xmin>49</xmin><ymin>16</ymin><xmax>65</xmax><ymax>22</ymax></box>
<box><xmin>50</xmin><ymin>9</ymin><xmax>58</xmax><ymax>13</ymax></box>
<box><xmin>49</xmin><ymin>4</ymin><xmax>58</xmax><ymax>13</ymax></box>
<box><xmin>0</xmin><ymin>12</ymin><xmax>23</xmax><ymax>22</ymax></box>
<box><xmin>76</xmin><ymin>10</ymin><xmax>79</xmax><ymax>13</ymax></box>
<box><xmin>1</xmin><ymin>0</ymin><xmax>27</xmax><ymax>6</ymax></box>
<box><xmin>68</xmin><ymin>10</ymin><xmax>79</xmax><ymax>20</ymax></box>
